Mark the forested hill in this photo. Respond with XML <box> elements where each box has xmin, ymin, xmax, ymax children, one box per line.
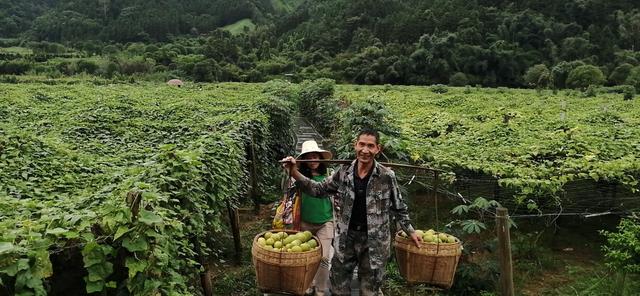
<box><xmin>2</xmin><ymin>0</ymin><xmax>640</xmax><ymax>87</ymax></box>
<box><xmin>0</xmin><ymin>0</ymin><xmax>303</xmax><ymax>41</ymax></box>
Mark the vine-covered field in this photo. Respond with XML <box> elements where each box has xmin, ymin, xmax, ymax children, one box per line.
<box><xmin>0</xmin><ymin>82</ymin><xmax>292</xmax><ymax>295</ymax></box>
<box><xmin>2</xmin><ymin>81</ymin><xmax>639</xmax><ymax>295</ymax></box>
<box><xmin>337</xmin><ymin>85</ymin><xmax>640</xmax><ymax>201</ymax></box>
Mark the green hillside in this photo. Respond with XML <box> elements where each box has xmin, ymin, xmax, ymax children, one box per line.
<box><xmin>2</xmin><ymin>1</ymin><xmax>640</xmax><ymax>87</ymax></box>
<box><xmin>223</xmin><ymin>18</ymin><xmax>257</xmax><ymax>35</ymax></box>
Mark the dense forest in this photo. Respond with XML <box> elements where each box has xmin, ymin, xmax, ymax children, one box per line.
<box><xmin>2</xmin><ymin>0</ymin><xmax>640</xmax><ymax>88</ymax></box>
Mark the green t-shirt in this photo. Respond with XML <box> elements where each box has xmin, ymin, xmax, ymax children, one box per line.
<box><xmin>300</xmin><ymin>175</ymin><xmax>333</xmax><ymax>224</ymax></box>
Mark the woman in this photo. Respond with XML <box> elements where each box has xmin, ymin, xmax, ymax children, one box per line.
<box><xmin>297</xmin><ymin>140</ymin><xmax>334</xmax><ymax>296</ymax></box>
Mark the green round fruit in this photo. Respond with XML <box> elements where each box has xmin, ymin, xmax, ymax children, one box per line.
<box><xmin>257</xmin><ymin>237</ymin><xmax>266</xmax><ymax>246</ymax></box>
<box><xmin>300</xmin><ymin>243</ymin><xmax>310</xmax><ymax>252</ymax></box>
<box><xmin>303</xmin><ymin>231</ymin><xmax>313</xmax><ymax>241</ymax></box>
<box><xmin>291</xmin><ymin>239</ymin><xmax>302</xmax><ymax>247</ymax></box>
<box><xmin>295</xmin><ymin>233</ymin><xmax>306</xmax><ymax>242</ymax></box>
<box><xmin>438</xmin><ymin>233</ymin><xmax>448</xmax><ymax>241</ymax></box>
<box><xmin>285</xmin><ymin>236</ymin><xmax>296</xmax><ymax>245</ymax></box>
<box><xmin>264</xmin><ymin>232</ymin><xmax>273</xmax><ymax>239</ymax></box>
<box><xmin>291</xmin><ymin>246</ymin><xmax>302</xmax><ymax>252</ymax></box>
<box><xmin>423</xmin><ymin>233</ymin><xmax>435</xmax><ymax>243</ymax></box>
<box><xmin>274</xmin><ymin>241</ymin><xmax>283</xmax><ymax>248</ymax></box>
<box><xmin>266</xmin><ymin>238</ymin><xmax>275</xmax><ymax>246</ymax></box>
<box><xmin>308</xmin><ymin>239</ymin><xmax>318</xmax><ymax>248</ymax></box>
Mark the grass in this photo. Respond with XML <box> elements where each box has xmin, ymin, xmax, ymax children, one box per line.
<box><xmin>209</xmin><ymin>203</ymin><xmax>273</xmax><ymax>295</ymax></box>
<box><xmin>222</xmin><ymin>19</ymin><xmax>256</xmax><ymax>35</ymax></box>
<box><xmin>0</xmin><ymin>46</ymin><xmax>32</xmax><ymax>54</ymax></box>
<box><xmin>538</xmin><ymin>265</ymin><xmax>640</xmax><ymax>295</ymax></box>
<box><xmin>271</xmin><ymin>0</ymin><xmax>304</xmax><ymax>13</ymax></box>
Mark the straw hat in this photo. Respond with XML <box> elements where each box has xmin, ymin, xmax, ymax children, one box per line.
<box><xmin>297</xmin><ymin>140</ymin><xmax>332</xmax><ymax>160</ymax></box>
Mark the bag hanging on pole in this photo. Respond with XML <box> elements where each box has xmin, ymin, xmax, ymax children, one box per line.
<box><xmin>272</xmin><ymin>178</ymin><xmax>301</xmax><ymax>230</ymax></box>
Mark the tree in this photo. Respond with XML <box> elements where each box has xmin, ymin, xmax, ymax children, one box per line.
<box><xmin>616</xmin><ymin>10</ymin><xmax>640</xmax><ymax>50</ymax></box>
<box><xmin>523</xmin><ymin>64</ymin><xmax>552</xmax><ymax>88</ymax></box>
<box><xmin>600</xmin><ymin>218</ymin><xmax>640</xmax><ymax>294</ymax></box>
<box><xmin>449</xmin><ymin>72</ymin><xmax>469</xmax><ymax>86</ymax></box>
<box><xmin>566</xmin><ymin>65</ymin><xmax>606</xmax><ymax>89</ymax></box>
<box><xmin>192</xmin><ymin>60</ymin><xmax>214</xmax><ymax>82</ymax></box>
<box><xmin>203</xmin><ymin>29</ymin><xmax>239</xmax><ymax>63</ymax></box>
<box><xmin>609</xmin><ymin>63</ymin><xmax>634</xmax><ymax>85</ymax></box>
<box><xmin>560</xmin><ymin>37</ymin><xmax>593</xmax><ymax>61</ymax></box>
<box><xmin>624</xmin><ymin>66</ymin><xmax>640</xmax><ymax>91</ymax></box>
<box><xmin>552</xmin><ymin>60</ymin><xmax>585</xmax><ymax>89</ymax></box>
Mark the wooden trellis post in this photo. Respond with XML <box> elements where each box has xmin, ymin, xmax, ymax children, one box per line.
<box><xmin>496</xmin><ymin>207</ymin><xmax>514</xmax><ymax>296</ymax></box>
<box><xmin>249</xmin><ymin>135</ymin><xmax>259</xmax><ymax>214</ymax></box>
<box><xmin>226</xmin><ymin>200</ymin><xmax>242</xmax><ymax>265</ymax></box>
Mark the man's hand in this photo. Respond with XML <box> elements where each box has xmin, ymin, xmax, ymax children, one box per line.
<box><xmin>410</xmin><ymin>232</ymin><xmax>422</xmax><ymax>248</ymax></box>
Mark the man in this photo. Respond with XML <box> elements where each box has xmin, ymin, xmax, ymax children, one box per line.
<box><xmin>282</xmin><ymin>129</ymin><xmax>421</xmax><ymax>296</ymax></box>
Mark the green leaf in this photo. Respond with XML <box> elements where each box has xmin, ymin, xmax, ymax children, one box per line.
<box><xmin>83</xmin><ymin>255</ymin><xmax>103</xmax><ymax>268</ymax></box>
<box><xmin>122</xmin><ymin>236</ymin><xmax>148</xmax><ymax>252</ymax></box>
<box><xmin>17</xmin><ymin>258</ymin><xmax>30</xmax><ymax>271</ymax></box>
<box><xmin>3</xmin><ymin>261</ymin><xmax>19</xmax><ymax>276</ymax></box>
<box><xmin>114</xmin><ymin>226</ymin><xmax>130</xmax><ymax>240</ymax></box>
<box><xmin>85</xmin><ymin>279</ymin><xmax>105</xmax><ymax>293</ymax></box>
<box><xmin>34</xmin><ymin>249</ymin><xmax>53</xmax><ymax>278</ymax></box>
<box><xmin>471</xmin><ymin>197</ymin><xmax>490</xmax><ymax>210</ymax></box>
<box><xmin>126</xmin><ymin>257</ymin><xmax>148</xmax><ymax>278</ymax></box>
<box><xmin>461</xmin><ymin>220</ymin><xmax>486</xmax><ymax>234</ymax></box>
<box><xmin>46</xmin><ymin>227</ymin><xmax>69</xmax><ymax>235</ymax></box>
<box><xmin>138</xmin><ymin>210</ymin><xmax>163</xmax><ymax>225</ymax></box>
<box><xmin>451</xmin><ymin>205</ymin><xmax>469</xmax><ymax>215</ymax></box>
<box><xmin>0</xmin><ymin>242</ymin><xmax>16</xmax><ymax>255</ymax></box>
<box><xmin>87</xmin><ymin>261</ymin><xmax>113</xmax><ymax>278</ymax></box>
<box><xmin>63</xmin><ymin>231</ymin><xmax>80</xmax><ymax>239</ymax></box>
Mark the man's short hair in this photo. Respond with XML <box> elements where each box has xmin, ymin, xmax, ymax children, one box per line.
<box><xmin>356</xmin><ymin>128</ymin><xmax>380</xmax><ymax>144</ymax></box>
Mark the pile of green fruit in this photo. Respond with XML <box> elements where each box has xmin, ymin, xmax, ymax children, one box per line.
<box><xmin>399</xmin><ymin>229</ymin><xmax>458</xmax><ymax>244</ymax></box>
<box><xmin>256</xmin><ymin>230</ymin><xmax>320</xmax><ymax>252</ymax></box>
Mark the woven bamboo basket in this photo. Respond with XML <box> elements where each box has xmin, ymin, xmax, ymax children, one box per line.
<box><xmin>393</xmin><ymin>231</ymin><xmax>462</xmax><ymax>288</ymax></box>
<box><xmin>251</xmin><ymin>230</ymin><xmax>322</xmax><ymax>295</ymax></box>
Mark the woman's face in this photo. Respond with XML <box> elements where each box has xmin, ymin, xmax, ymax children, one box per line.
<box><xmin>302</xmin><ymin>152</ymin><xmax>321</xmax><ymax>171</ymax></box>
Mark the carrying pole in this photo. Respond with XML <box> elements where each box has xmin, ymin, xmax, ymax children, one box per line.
<box><xmin>280</xmin><ymin>159</ymin><xmax>444</xmax><ymax>173</ymax></box>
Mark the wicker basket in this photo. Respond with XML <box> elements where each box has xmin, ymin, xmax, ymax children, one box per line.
<box><xmin>393</xmin><ymin>231</ymin><xmax>462</xmax><ymax>288</ymax></box>
<box><xmin>251</xmin><ymin>230</ymin><xmax>322</xmax><ymax>295</ymax></box>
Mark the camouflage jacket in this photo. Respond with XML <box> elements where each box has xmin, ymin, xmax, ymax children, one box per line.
<box><xmin>296</xmin><ymin>159</ymin><xmax>416</xmax><ymax>270</ymax></box>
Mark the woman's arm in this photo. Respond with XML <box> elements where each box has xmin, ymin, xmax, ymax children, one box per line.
<box><xmin>282</xmin><ymin>156</ymin><xmax>339</xmax><ymax>197</ymax></box>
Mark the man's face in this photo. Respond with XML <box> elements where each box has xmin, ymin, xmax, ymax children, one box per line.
<box><xmin>354</xmin><ymin>134</ymin><xmax>380</xmax><ymax>165</ymax></box>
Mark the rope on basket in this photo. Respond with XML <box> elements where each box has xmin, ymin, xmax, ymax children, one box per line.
<box><xmin>430</xmin><ymin>171</ymin><xmax>441</xmax><ymax>287</ymax></box>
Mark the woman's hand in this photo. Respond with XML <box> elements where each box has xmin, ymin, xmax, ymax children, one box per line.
<box><xmin>281</xmin><ymin>156</ymin><xmax>297</xmax><ymax>174</ymax></box>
